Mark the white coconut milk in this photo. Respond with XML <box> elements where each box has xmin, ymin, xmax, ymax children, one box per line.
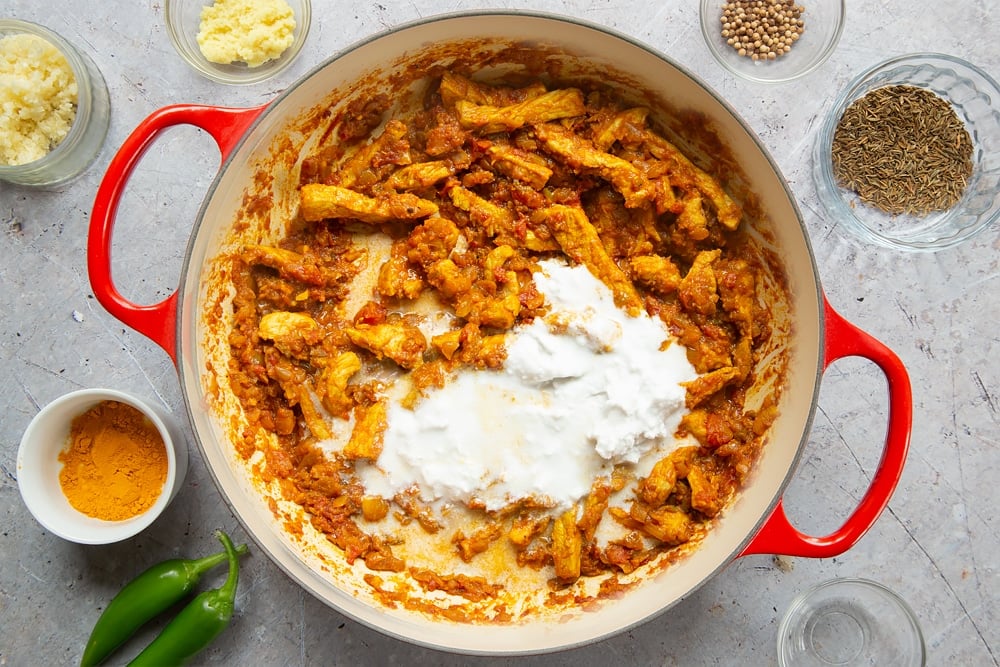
<box><xmin>358</xmin><ymin>259</ymin><xmax>698</xmax><ymax>511</ymax></box>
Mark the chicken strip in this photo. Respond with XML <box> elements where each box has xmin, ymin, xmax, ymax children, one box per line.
<box><xmin>242</xmin><ymin>245</ymin><xmax>338</xmax><ymax>286</ymax></box>
<box><xmin>584</xmin><ymin>106</ymin><xmax>741</xmax><ymax>228</ymax></box>
<box><xmin>551</xmin><ymin>506</ymin><xmax>583</xmax><ymax>582</ymax></box>
<box><xmin>533</xmin><ymin>204</ymin><xmax>643</xmax><ymax>315</ymax></box>
<box><xmin>678</xmin><ymin>249</ymin><xmax>722</xmax><ymax>316</ymax></box>
<box><xmin>628</xmin><ymin>254</ymin><xmax>682</xmax><ymax>295</ymax></box>
<box><xmin>384</xmin><ymin>160</ymin><xmax>454</xmax><ymax>191</ymax></box>
<box><xmin>641</xmin><ymin>130</ymin><xmax>742</xmax><ymax>229</ymax></box>
<box><xmin>346</xmin><ymin>322</ymin><xmax>427</xmax><ymax>369</ymax></box>
<box><xmin>333</xmin><ymin>119</ymin><xmax>411</xmax><ymax>189</ymax></box>
<box><xmin>318</xmin><ymin>351</ymin><xmax>361</xmax><ymax>419</ymax></box>
<box><xmin>438</xmin><ymin>71</ymin><xmax>547</xmax><ymax>108</ymax></box>
<box><xmin>534</xmin><ymin>122</ymin><xmax>654</xmax><ymax>208</ymax></box>
<box><xmin>448</xmin><ymin>185</ymin><xmax>515</xmax><ymax>238</ymax></box>
<box><xmin>376</xmin><ymin>243</ymin><xmax>424</xmax><ymax>300</ymax></box>
<box><xmin>257</xmin><ymin>311</ymin><xmax>322</xmax><ymax>359</ymax></box>
<box><xmin>301</xmin><ymin>183</ymin><xmax>438</xmax><ymax>223</ymax></box>
<box><xmin>682</xmin><ymin>366</ymin><xmax>740</xmax><ymax>408</ymax></box>
<box><xmin>343</xmin><ymin>399</ymin><xmax>388</xmax><ymax>461</ymax></box>
<box><xmin>455</xmin><ymin>88</ymin><xmax>586</xmax><ymax>134</ymax></box>
<box><xmin>485</xmin><ymin>144</ymin><xmax>553</xmax><ymax>190</ymax></box>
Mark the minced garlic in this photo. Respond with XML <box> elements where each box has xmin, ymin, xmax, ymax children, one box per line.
<box><xmin>0</xmin><ymin>33</ymin><xmax>78</xmax><ymax>166</ymax></box>
<box><xmin>196</xmin><ymin>0</ymin><xmax>297</xmax><ymax>68</ymax></box>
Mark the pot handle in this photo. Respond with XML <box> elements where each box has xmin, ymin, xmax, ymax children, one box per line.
<box><xmin>88</xmin><ymin>104</ymin><xmax>268</xmax><ymax>365</ymax></box>
<box><xmin>739</xmin><ymin>296</ymin><xmax>912</xmax><ymax>558</ymax></box>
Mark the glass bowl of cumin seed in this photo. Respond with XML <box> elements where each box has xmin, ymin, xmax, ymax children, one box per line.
<box><xmin>814</xmin><ymin>53</ymin><xmax>1000</xmax><ymax>251</ymax></box>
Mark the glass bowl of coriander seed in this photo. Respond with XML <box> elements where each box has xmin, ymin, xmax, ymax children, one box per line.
<box><xmin>814</xmin><ymin>53</ymin><xmax>1000</xmax><ymax>251</ymax></box>
<box><xmin>699</xmin><ymin>0</ymin><xmax>845</xmax><ymax>83</ymax></box>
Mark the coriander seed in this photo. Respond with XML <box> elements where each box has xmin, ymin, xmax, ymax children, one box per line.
<box><xmin>720</xmin><ymin>0</ymin><xmax>805</xmax><ymax>62</ymax></box>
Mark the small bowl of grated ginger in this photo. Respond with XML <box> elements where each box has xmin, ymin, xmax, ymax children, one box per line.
<box><xmin>165</xmin><ymin>0</ymin><xmax>312</xmax><ymax>85</ymax></box>
<box><xmin>17</xmin><ymin>389</ymin><xmax>188</xmax><ymax>545</ymax></box>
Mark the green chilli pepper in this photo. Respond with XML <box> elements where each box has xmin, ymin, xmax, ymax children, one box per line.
<box><xmin>80</xmin><ymin>537</ymin><xmax>248</xmax><ymax>667</ymax></box>
<box><xmin>127</xmin><ymin>530</ymin><xmax>242</xmax><ymax>667</ymax></box>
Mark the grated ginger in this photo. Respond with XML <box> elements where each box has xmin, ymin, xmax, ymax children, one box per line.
<box><xmin>196</xmin><ymin>0</ymin><xmax>297</xmax><ymax>68</ymax></box>
<box><xmin>0</xmin><ymin>33</ymin><xmax>78</xmax><ymax>166</ymax></box>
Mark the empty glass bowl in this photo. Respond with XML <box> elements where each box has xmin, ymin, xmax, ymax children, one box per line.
<box><xmin>165</xmin><ymin>0</ymin><xmax>312</xmax><ymax>85</ymax></box>
<box><xmin>699</xmin><ymin>0</ymin><xmax>845</xmax><ymax>84</ymax></box>
<box><xmin>814</xmin><ymin>53</ymin><xmax>1000</xmax><ymax>251</ymax></box>
<box><xmin>778</xmin><ymin>579</ymin><xmax>926</xmax><ymax>666</ymax></box>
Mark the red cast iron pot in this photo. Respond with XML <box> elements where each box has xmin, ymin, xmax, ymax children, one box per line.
<box><xmin>87</xmin><ymin>12</ymin><xmax>911</xmax><ymax>655</ymax></box>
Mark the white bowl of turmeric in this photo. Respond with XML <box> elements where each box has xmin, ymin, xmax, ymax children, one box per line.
<box><xmin>165</xmin><ymin>0</ymin><xmax>311</xmax><ymax>85</ymax></box>
<box><xmin>17</xmin><ymin>389</ymin><xmax>188</xmax><ymax>545</ymax></box>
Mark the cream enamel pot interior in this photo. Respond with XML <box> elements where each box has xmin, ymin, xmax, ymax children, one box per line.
<box><xmin>88</xmin><ymin>12</ymin><xmax>912</xmax><ymax>655</ymax></box>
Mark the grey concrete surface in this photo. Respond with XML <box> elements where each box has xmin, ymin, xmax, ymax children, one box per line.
<box><xmin>2</xmin><ymin>1</ymin><xmax>997</xmax><ymax>665</ymax></box>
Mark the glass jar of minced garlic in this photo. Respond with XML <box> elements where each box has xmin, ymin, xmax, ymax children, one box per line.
<box><xmin>0</xmin><ymin>20</ymin><xmax>110</xmax><ymax>186</ymax></box>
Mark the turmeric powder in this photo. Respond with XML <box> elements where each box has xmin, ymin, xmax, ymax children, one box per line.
<box><xmin>58</xmin><ymin>400</ymin><xmax>168</xmax><ymax>521</ymax></box>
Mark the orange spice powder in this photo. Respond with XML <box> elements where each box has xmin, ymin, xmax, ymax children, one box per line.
<box><xmin>58</xmin><ymin>400</ymin><xmax>168</xmax><ymax>521</ymax></box>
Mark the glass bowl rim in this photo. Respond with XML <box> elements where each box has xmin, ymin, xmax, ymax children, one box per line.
<box><xmin>698</xmin><ymin>0</ymin><xmax>847</xmax><ymax>84</ymax></box>
<box><xmin>0</xmin><ymin>18</ymin><xmax>109</xmax><ymax>182</ymax></box>
<box><xmin>813</xmin><ymin>51</ymin><xmax>1000</xmax><ymax>251</ymax></box>
<box><xmin>163</xmin><ymin>0</ymin><xmax>313</xmax><ymax>85</ymax></box>
<box><xmin>777</xmin><ymin>577</ymin><xmax>927</xmax><ymax>667</ymax></box>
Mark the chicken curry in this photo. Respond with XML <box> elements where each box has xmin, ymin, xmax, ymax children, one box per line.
<box><xmin>220</xmin><ymin>71</ymin><xmax>780</xmax><ymax>619</ymax></box>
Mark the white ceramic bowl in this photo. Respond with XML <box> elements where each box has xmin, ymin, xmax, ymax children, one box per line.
<box><xmin>17</xmin><ymin>389</ymin><xmax>188</xmax><ymax>544</ymax></box>
<box><xmin>699</xmin><ymin>0</ymin><xmax>845</xmax><ymax>84</ymax></box>
<box><xmin>164</xmin><ymin>0</ymin><xmax>312</xmax><ymax>85</ymax></box>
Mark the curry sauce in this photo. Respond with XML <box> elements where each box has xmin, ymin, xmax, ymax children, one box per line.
<box><xmin>218</xmin><ymin>71</ymin><xmax>781</xmax><ymax>620</ymax></box>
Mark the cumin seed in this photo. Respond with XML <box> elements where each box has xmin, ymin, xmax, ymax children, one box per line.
<box><xmin>830</xmin><ymin>85</ymin><xmax>973</xmax><ymax>215</ymax></box>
